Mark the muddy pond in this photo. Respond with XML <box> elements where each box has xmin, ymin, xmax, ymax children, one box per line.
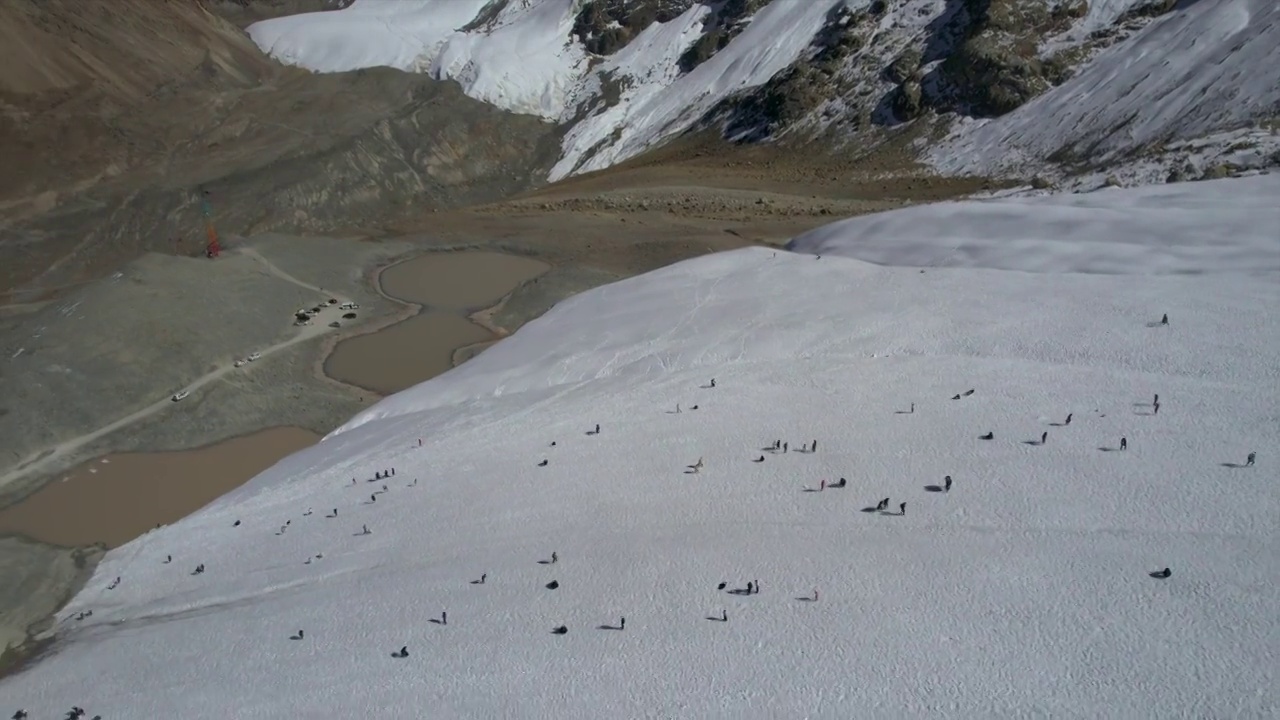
<box><xmin>0</xmin><ymin>251</ymin><xmax>549</xmax><ymax>550</ymax></box>
<box><xmin>324</xmin><ymin>250</ymin><xmax>549</xmax><ymax>395</ymax></box>
<box><xmin>0</xmin><ymin>427</ymin><xmax>319</xmax><ymax>548</ymax></box>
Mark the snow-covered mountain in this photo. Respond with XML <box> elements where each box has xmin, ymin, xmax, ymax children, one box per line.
<box><xmin>246</xmin><ymin>0</ymin><xmax>1280</xmax><ymax>185</ymax></box>
<box><xmin>4</xmin><ymin>174</ymin><xmax>1277</xmax><ymax>718</ymax></box>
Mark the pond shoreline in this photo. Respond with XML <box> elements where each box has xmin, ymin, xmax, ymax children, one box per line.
<box><xmin>321</xmin><ymin>250</ymin><xmax>549</xmax><ymax>396</ymax></box>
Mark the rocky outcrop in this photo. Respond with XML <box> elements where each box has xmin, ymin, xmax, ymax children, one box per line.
<box><xmin>677</xmin><ymin>0</ymin><xmax>773</xmax><ymax>73</ymax></box>
<box><xmin>1117</xmin><ymin>0</ymin><xmax>1177</xmax><ymax>22</ymax></box>
<box><xmin>891</xmin><ymin>79</ymin><xmax>925</xmax><ymax>121</ymax></box>
<box><xmin>710</xmin><ymin>3</ymin><xmax>869</xmax><ymax>141</ymax></box>
<box><xmin>933</xmin><ymin>0</ymin><xmax>1081</xmax><ymax>118</ymax></box>
<box><xmin>572</xmin><ymin>0</ymin><xmax>695</xmax><ymax>56</ymax></box>
<box><xmin>884</xmin><ymin>49</ymin><xmax>922</xmax><ymax>85</ymax></box>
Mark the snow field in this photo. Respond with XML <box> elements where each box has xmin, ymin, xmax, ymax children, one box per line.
<box><xmin>2</xmin><ymin>178</ymin><xmax>1277</xmax><ymax>718</ymax></box>
<box><xmin>550</xmin><ymin>0</ymin><xmax>847</xmax><ymax>179</ymax></box>
<box><xmin>247</xmin><ymin>0</ymin><xmax>589</xmax><ymax>119</ymax></box>
<box><xmin>786</xmin><ymin>174</ymin><xmax>1280</xmax><ymax>275</ymax></box>
<box><xmin>933</xmin><ymin>0</ymin><xmax>1280</xmax><ymax>177</ymax></box>
<box><xmin>247</xmin><ymin>0</ymin><xmax>496</xmax><ymax>75</ymax></box>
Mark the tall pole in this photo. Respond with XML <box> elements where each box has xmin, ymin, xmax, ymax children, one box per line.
<box><xmin>201</xmin><ymin>190</ymin><xmax>220</xmax><ymax>258</ymax></box>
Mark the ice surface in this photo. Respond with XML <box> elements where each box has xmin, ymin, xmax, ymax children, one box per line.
<box><xmin>3</xmin><ymin>177</ymin><xmax>1277</xmax><ymax>718</ymax></box>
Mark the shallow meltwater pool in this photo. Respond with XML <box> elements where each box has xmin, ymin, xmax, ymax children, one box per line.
<box><xmin>0</xmin><ymin>426</ymin><xmax>319</xmax><ymax>549</ymax></box>
<box><xmin>323</xmin><ymin>250</ymin><xmax>549</xmax><ymax>395</ymax></box>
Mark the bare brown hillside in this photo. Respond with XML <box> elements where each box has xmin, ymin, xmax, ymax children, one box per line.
<box><xmin>0</xmin><ymin>0</ymin><xmax>273</xmax><ymax>97</ymax></box>
<box><xmin>0</xmin><ymin>0</ymin><xmax>560</xmax><ymax>303</ymax></box>
<box><xmin>209</xmin><ymin>0</ymin><xmax>355</xmax><ymax>28</ymax></box>
<box><xmin>0</xmin><ymin>0</ymin><xmax>273</xmax><ymax>199</ymax></box>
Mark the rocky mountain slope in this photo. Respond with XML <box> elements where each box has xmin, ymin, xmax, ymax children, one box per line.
<box><xmin>5</xmin><ymin>0</ymin><xmax>1274</xmax><ymax>302</ymax></box>
<box><xmin>251</xmin><ymin>0</ymin><xmax>1280</xmax><ymax>187</ymax></box>
<box><xmin>0</xmin><ymin>0</ymin><xmax>560</xmax><ymax>303</ymax></box>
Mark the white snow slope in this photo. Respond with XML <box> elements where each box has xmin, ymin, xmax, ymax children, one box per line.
<box><xmin>247</xmin><ymin>0</ymin><xmax>590</xmax><ymax>119</ymax></box>
<box><xmin>784</xmin><ymin>175</ymin><xmax>1280</xmax><ymax>275</ymax></box>
<box><xmin>247</xmin><ymin>0</ymin><xmax>848</xmax><ymax>180</ymax></box>
<box><xmin>4</xmin><ymin>176</ymin><xmax>1279</xmax><ymax>719</ymax></box>
<box><xmin>547</xmin><ymin>0</ymin><xmax>843</xmax><ymax>179</ymax></box>
<box><xmin>933</xmin><ymin>0</ymin><xmax>1280</xmax><ymax>176</ymax></box>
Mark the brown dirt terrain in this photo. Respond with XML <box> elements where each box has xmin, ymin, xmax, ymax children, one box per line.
<box><xmin>392</xmin><ymin>128</ymin><xmax>995</xmax><ymax>278</ymax></box>
<box><xmin>208</xmin><ymin>0</ymin><xmax>355</xmax><ymax>28</ymax></box>
<box><xmin>0</xmin><ymin>0</ymin><xmax>560</xmax><ymax>306</ymax></box>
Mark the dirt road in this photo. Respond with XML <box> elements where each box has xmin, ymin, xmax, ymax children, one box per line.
<box><xmin>0</xmin><ymin>249</ymin><xmax>353</xmax><ymax>492</ymax></box>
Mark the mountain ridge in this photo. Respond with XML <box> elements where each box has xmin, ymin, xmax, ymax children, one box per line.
<box><xmin>248</xmin><ymin>0</ymin><xmax>1280</xmax><ymax>187</ymax></box>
